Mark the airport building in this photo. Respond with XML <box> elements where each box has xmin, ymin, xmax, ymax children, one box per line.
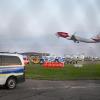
<box><xmin>20</xmin><ymin>52</ymin><xmax>100</xmax><ymax>64</ymax></box>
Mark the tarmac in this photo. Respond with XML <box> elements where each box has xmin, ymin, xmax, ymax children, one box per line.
<box><xmin>1</xmin><ymin>79</ymin><xmax>100</xmax><ymax>100</ymax></box>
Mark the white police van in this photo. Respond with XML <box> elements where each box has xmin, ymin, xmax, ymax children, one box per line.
<box><xmin>0</xmin><ymin>52</ymin><xmax>25</xmax><ymax>89</ymax></box>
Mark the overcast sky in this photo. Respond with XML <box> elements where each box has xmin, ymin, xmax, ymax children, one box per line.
<box><xmin>0</xmin><ymin>0</ymin><xmax>100</xmax><ymax>56</ymax></box>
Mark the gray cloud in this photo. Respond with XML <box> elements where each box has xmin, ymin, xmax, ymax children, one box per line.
<box><xmin>0</xmin><ymin>0</ymin><xmax>100</xmax><ymax>56</ymax></box>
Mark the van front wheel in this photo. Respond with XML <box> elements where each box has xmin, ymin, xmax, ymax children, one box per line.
<box><xmin>6</xmin><ymin>77</ymin><xmax>16</xmax><ymax>89</ymax></box>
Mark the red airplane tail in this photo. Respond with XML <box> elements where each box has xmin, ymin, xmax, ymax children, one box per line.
<box><xmin>56</xmin><ymin>32</ymin><xmax>70</xmax><ymax>38</ymax></box>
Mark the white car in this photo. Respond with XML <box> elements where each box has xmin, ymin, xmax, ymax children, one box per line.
<box><xmin>0</xmin><ymin>53</ymin><xmax>25</xmax><ymax>89</ymax></box>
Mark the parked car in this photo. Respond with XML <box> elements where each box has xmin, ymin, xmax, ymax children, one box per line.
<box><xmin>0</xmin><ymin>53</ymin><xmax>25</xmax><ymax>89</ymax></box>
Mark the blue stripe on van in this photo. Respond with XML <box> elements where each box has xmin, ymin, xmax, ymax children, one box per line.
<box><xmin>0</xmin><ymin>67</ymin><xmax>24</xmax><ymax>74</ymax></box>
<box><xmin>0</xmin><ymin>66</ymin><xmax>24</xmax><ymax>69</ymax></box>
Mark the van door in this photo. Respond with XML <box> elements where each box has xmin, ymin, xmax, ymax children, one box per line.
<box><xmin>0</xmin><ymin>55</ymin><xmax>6</xmax><ymax>85</ymax></box>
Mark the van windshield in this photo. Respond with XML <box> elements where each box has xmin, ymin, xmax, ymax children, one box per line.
<box><xmin>0</xmin><ymin>55</ymin><xmax>22</xmax><ymax>66</ymax></box>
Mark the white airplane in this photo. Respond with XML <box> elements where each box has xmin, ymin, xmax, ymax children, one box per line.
<box><xmin>56</xmin><ymin>32</ymin><xmax>100</xmax><ymax>43</ymax></box>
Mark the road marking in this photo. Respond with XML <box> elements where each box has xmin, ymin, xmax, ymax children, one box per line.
<box><xmin>31</xmin><ymin>85</ymin><xmax>100</xmax><ymax>90</ymax></box>
<box><xmin>32</xmin><ymin>87</ymin><xmax>55</xmax><ymax>90</ymax></box>
<box><xmin>71</xmin><ymin>86</ymin><xmax>86</xmax><ymax>89</ymax></box>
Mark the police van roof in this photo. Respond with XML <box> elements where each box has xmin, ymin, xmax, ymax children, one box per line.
<box><xmin>0</xmin><ymin>52</ymin><xmax>25</xmax><ymax>66</ymax></box>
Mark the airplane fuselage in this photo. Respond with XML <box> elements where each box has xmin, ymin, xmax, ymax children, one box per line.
<box><xmin>56</xmin><ymin>32</ymin><xmax>100</xmax><ymax>43</ymax></box>
<box><xmin>70</xmin><ymin>35</ymin><xmax>97</xmax><ymax>43</ymax></box>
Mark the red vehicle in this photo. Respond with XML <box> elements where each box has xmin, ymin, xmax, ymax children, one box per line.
<box><xmin>23</xmin><ymin>55</ymin><xmax>29</xmax><ymax>64</ymax></box>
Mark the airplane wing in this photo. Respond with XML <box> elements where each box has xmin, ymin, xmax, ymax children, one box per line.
<box><xmin>70</xmin><ymin>34</ymin><xmax>79</xmax><ymax>43</ymax></box>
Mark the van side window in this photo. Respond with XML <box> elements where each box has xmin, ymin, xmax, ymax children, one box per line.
<box><xmin>0</xmin><ymin>56</ymin><xmax>2</xmax><ymax>66</ymax></box>
<box><xmin>0</xmin><ymin>55</ymin><xmax>22</xmax><ymax>66</ymax></box>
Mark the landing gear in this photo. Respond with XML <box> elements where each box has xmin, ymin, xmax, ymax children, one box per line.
<box><xmin>71</xmin><ymin>35</ymin><xmax>78</xmax><ymax>43</ymax></box>
<box><xmin>76</xmin><ymin>41</ymin><xmax>79</xmax><ymax>43</ymax></box>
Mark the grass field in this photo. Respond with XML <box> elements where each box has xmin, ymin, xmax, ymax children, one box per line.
<box><xmin>26</xmin><ymin>63</ymin><xmax>100</xmax><ymax>80</ymax></box>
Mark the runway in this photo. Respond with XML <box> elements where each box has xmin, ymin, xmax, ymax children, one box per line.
<box><xmin>1</xmin><ymin>79</ymin><xmax>100</xmax><ymax>100</ymax></box>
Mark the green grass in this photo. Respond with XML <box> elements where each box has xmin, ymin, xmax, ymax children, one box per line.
<box><xmin>25</xmin><ymin>63</ymin><xmax>100</xmax><ymax>80</ymax></box>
